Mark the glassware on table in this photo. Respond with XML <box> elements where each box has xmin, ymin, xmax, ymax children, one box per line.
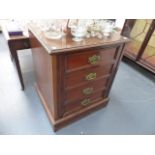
<box><xmin>101</xmin><ymin>20</ymin><xmax>115</xmax><ymax>37</ymax></box>
<box><xmin>87</xmin><ymin>19</ymin><xmax>102</xmax><ymax>38</ymax></box>
<box><xmin>42</xmin><ymin>20</ymin><xmax>63</xmax><ymax>40</ymax></box>
<box><xmin>71</xmin><ymin>25</ymin><xmax>88</xmax><ymax>41</ymax></box>
<box><xmin>68</xmin><ymin>19</ymin><xmax>78</xmax><ymax>29</ymax></box>
<box><xmin>69</xmin><ymin>20</ymin><xmax>88</xmax><ymax>41</ymax></box>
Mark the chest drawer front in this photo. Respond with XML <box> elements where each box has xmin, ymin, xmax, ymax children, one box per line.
<box><xmin>64</xmin><ymin>90</ymin><xmax>106</xmax><ymax>116</ymax></box>
<box><xmin>65</xmin><ymin>64</ymin><xmax>113</xmax><ymax>88</ymax></box>
<box><xmin>65</xmin><ymin>47</ymin><xmax>117</xmax><ymax>72</ymax></box>
<box><xmin>65</xmin><ymin>77</ymin><xmax>108</xmax><ymax>103</ymax></box>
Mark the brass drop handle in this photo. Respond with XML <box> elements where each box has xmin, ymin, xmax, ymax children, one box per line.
<box><xmin>83</xmin><ymin>87</ymin><xmax>94</xmax><ymax>95</ymax></box>
<box><xmin>88</xmin><ymin>55</ymin><xmax>101</xmax><ymax>65</ymax></box>
<box><xmin>86</xmin><ymin>72</ymin><xmax>96</xmax><ymax>81</ymax></box>
<box><xmin>81</xmin><ymin>99</ymin><xmax>91</xmax><ymax>106</ymax></box>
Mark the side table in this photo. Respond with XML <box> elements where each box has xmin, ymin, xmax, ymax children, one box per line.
<box><xmin>1</xmin><ymin>22</ymin><xmax>31</xmax><ymax>90</ymax></box>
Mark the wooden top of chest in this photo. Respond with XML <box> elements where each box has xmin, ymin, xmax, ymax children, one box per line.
<box><xmin>28</xmin><ymin>23</ymin><xmax>129</xmax><ymax>55</ymax></box>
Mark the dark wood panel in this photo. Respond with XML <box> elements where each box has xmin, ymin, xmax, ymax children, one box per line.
<box><xmin>29</xmin><ymin>31</ymin><xmax>59</xmax><ymax>120</ymax></box>
<box><xmin>64</xmin><ymin>90</ymin><xmax>106</xmax><ymax>116</ymax></box>
<box><xmin>65</xmin><ymin>64</ymin><xmax>113</xmax><ymax>88</ymax></box>
<box><xmin>12</xmin><ymin>38</ymin><xmax>30</xmax><ymax>50</ymax></box>
<box><xmin>105</xmin><ymin>45</ymin><xmax>125</xmax><ymax>97</ymax></box>
<box><xmin>65</xmin><ymin>47</ymin><xmax>116</xmax><ymax>72</ymax></box>
<box><xmin>65</xmin><ymin>77</ymin><xmax>108</xmax><ymax>103</ymax></box>
<box><xmin>121</xmin><ymin>19</ymin><xmax>136</xmax><ymax>37</ymax></box>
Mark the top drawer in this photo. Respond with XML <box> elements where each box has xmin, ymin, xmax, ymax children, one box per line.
<box><xmin>65</xmin><ymin>47</ymin><xmax>117</xmax><ymax>72</ymax></box>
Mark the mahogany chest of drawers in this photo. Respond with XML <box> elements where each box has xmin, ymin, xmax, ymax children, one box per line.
<box><xmin>28</xmin><ymin>24</ymin><xmax>129</xmax><ymax>131</ymax></box>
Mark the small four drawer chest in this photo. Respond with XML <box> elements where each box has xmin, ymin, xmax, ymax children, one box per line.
<box><xmin>29</xmin><ymin>24</ymin><xmax>129</xmax><ymax>131</ymax></box>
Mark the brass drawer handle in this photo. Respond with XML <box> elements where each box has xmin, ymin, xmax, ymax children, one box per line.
<box><xmin>86</xmin><ymin>73</ymin><xmax>96</xmax><ymax>81</ymax></box>
<box><xmin>83</xmin><ymin>87</ymin><xmax>94</xmax><ymax>95</ymax></box>
<box><xmin>81</xmin><ymin>99</ymin><xmax>91</xmax><ymax>106</ymax></box>
<box><xmin>88</xmin><ymin>55</ymin><xmax>101</xmax><ymax>65</ymax></box>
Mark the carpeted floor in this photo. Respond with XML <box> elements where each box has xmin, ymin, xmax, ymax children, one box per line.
<box><xmin>0</xmin><ymin>33</ymin><xmax>155</xmax><ymax>135</ymax></box>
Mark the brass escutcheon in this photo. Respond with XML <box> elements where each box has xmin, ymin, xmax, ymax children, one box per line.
<box><xmin>81</xmin><ymin>99</ymin><xmax>91</xmax><ymax>106</ymax></box>
<box><xmin>86</xmin><ymin>72</ymin><xmax>96</xmax><ymax>81</ymax></box>
<box><xmin>83</xmin><ymin>87</ymin><xmax>94</xmax><ymax>95</ymax></box>
<box><xmin>88</xmin><ymin>55</ymin><xmax>101</xmax><ymax>65</ymax></box>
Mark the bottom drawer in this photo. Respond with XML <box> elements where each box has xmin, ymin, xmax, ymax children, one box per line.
<box><xmin>63</xmin><ymin>90</ymin><xmax>106</xmax><ymax>116</ymax></box>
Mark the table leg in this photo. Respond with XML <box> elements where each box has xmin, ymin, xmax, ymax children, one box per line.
<box><xmin>12</xmin><ymin>48</ymin><xmax>25</xmax><ymax>90</ymax></box>
<box><xmin>8</xmin><ymin>41</ymin><xmax>14</xmax><ymax>62</ymax></box>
